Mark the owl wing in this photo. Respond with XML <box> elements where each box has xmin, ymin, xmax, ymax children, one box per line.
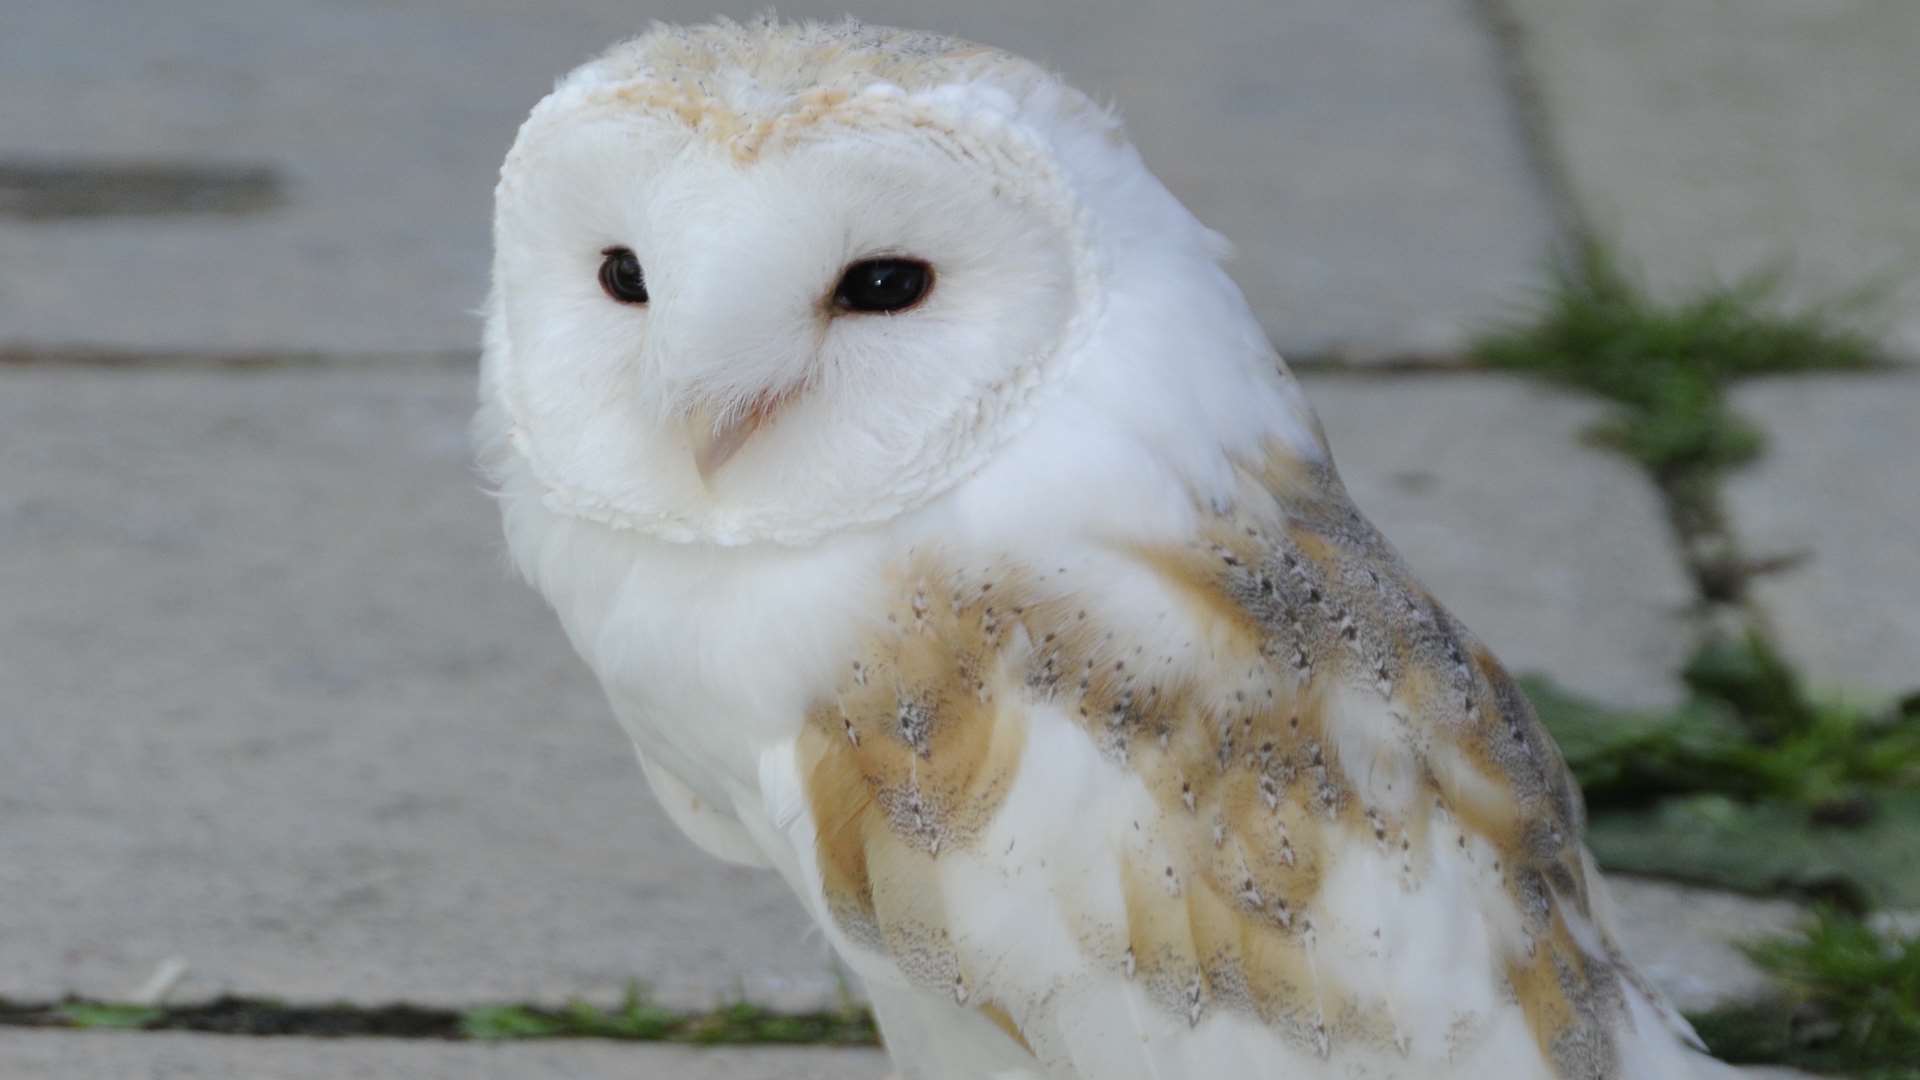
<box><xmin>750</xmin><ymin>449</ymin><xmax>1715</xmax><ymax>1080</ymax></box>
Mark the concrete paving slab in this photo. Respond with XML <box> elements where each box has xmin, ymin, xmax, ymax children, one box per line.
<box><xmin>0</xmin><ymin>0</ymin><xmax>1555</xmax><ymax>358</ymax></box>
<box><xmin>1502</xmin><ymin>0</ymin><xmax>1920</xmax><ymax>359</ymax></box>
<box><xmin>0</xmin><ymin>1031</ymin><xmax>889</xmax><ymax>1080</ymax></box>
<box><xmin>0</xmin><ymin>366</ymin><xmax>841</xmax><ymax>1010</ymax></box>
<box><xmin>1302</xmin><ymin>372</ymin><xmax>1695</xmax><ymax>706</ymax></box>
<box><xmin>1605</xmin><ymin>877</ymin><xmax>1803</xmax><ymax>1015</ymax></box>
<box><xmin>1724</xmin><ymin>373</ymin><xmax>1920</xmax><ymax>699</ymax></box>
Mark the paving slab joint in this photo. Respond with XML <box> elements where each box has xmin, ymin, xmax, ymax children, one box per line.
<box><xmin>0</xmin><ymin>995</ymin><xmax>880</xmax><ymax>1048</ymax></box>
<box><xmin>1466</xmin><ymin>0</ymin><xmax>1589</xmax><ymax>251</ymax></box>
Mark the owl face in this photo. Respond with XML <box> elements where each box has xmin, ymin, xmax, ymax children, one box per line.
<box><xmin>485</xmin><ymin>22</ymin><xmax>1115</xmax><ymax>545</ymax></box>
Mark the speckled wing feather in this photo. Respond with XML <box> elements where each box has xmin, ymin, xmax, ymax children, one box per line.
<box><xmin>757</xmin><ymin>447</ymin><xmax>1715</xmax><ymax>1080</ymax></box>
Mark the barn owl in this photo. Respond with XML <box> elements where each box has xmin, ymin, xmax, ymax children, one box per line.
<box><xmin>477</xmin><ymin>17</ymin><xmax>1727</xmax><ymax>1079</ymax></box>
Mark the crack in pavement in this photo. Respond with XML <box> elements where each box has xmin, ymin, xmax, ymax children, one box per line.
<box><xmin>0</xmin><ymin>344</ymin><xmax>477</xmax><ymax>369</ymax></box>
<box><xmin>0</xmin><ymin>161</ymin><xmax>285</xmax><ymax>220</ymax></box>
<box><xmin>0</xmin><ymin>995</ymin><xmax>881</xmax><ymax>1047</ymax></box>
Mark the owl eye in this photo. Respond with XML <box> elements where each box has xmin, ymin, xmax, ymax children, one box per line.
<box><xmin>598</xmin><ymin>247</ymin><xmax>649</xmax><ymax>304</ymax></box>
<box><xmin>833</xmin><ymin>258</ymin><xmax>933</xmax><ymax>314</ymax></box>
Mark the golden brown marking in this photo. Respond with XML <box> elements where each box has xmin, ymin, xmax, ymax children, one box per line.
<box><xmin>798</xmin><ymin>721</ymin><xmax>880</xmax><ymax>935</ymax></box>
<box><xmin>1427</xmin><ymin>742</ymin><xmax>1526</xmax><ymax>855</ymax></box>
<box><xmin>1122</xmin><ymin>857</ymin><xmax>1204</xmax><ymax>1013</ymax></box>
<box><xmin>978</xmin><ymin>1001</ymin><xmax>1036</xmax><ymax>1056</ymax></box>
<box><xmin>865</xmin><ymin>836</ymin><xmax>962</xmax><ymax>990</ymax></box>
<box><xmin>583</xmin><ymin>21</ymin><xmax>1114</xmax><ymax>169</ymax></box>
<box><xmin>1230</xmin><ymin>898</ymin><xmax>1321</xmax><ymax>1030</ymax></box>
<box><xmin>1282</xmin><ymin>522</ymin><xmax>1342</xmax><ymax>575</ymax></box>
<box><xmin>1134</xmin><ymin>544</ymin><xmax>1267</xmax><ymax>660</ymax></box>
<box><xmin>1507</xmin><ymin>921</ymin><xmax>1578</xmax><ymax>1067</ymax></box>
<box><xmin>599</xmin><ymin>80</ymin><xmax>863</xmax><ymax>165</ymax></box>
<box><xmin>627</xmin><ymin>20</ymin><xmax>1012</xmax><ymax>100</ymax></box>
<box><xmin>1246</xmin><ymin>437</ymin><xmax>1335</xmax><ymax>505</ymax></box>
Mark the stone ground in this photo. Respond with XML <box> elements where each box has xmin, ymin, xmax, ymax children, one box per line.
<box><xmin>1501</xmin><ymin>0</ymin><xmax>1920</xmax><ymax>358</ymax></box>
<box><xmin>0</xmin><ymin>1032</ymin><xmax>890</xmax><ymax>1080</ymax></box>
<box><xmin>4</xmin><ymin>1</ymin><xmax>1916</xmax><ymax>1077</ymax></box>
<box><xmin>1725</xmin><ymin>373</ymin><xmax>1920</xmax><ymax>698</ymax></box>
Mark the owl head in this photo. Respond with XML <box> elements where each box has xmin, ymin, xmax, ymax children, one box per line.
<box><xmin>481</xmin><ymin>17</ymin><xmax>1305</xmax><ymax>546</ymax></box>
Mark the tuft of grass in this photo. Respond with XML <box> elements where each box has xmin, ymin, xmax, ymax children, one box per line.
<box><xmin>1474</xmin><ymin>242</ymin><xmax>1881</xmax><ymax>476</ymax></box>
<box><xmin>54</xmin><ymin>1002</ymin><xmax>163</xmax><ymax>1030</ymax></box>
<box><xmin>460</xmin><ymin>983</ymin><xmax>877</xmax><ymax>1046</ymax></box>
<box><xmin>1575</xmin><ymin>791</ymin><xmax>1920</xmax><ymax>912</ymax></box>
<box><xmin>1530</xmin><ymin>635</ymin><xmax>1920</xmax><ymax>906</ymax></box>
<box><xmin>461</xmin><ymin>982</ymin><xmax>674</xmax><ymax>1040</ymax></box>
<box><xmin>1690</xmin><ymin>910</ymin><xmax>1920</xmax><ymax>1077</ymax></box>
<box><xmin>1</xmin><ymin>987</ymin><xmax>879</xmax><ymax>1047</ymax></box>
<box><xmin>1533</xmin><ymin>635</ymin><xmax>1920</xmax><ymax>811</ymax></box>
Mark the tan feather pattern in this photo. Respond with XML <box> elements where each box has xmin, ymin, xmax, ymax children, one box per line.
<box><xmin>798</xmin><ymin>445</ymin><xmax>1634</xmax><ymax>1076</ymax></box>
<box><xmin>574</xmin><ymin>19</ymin><xmax>1117</xmax><ymax>167</ymax></box>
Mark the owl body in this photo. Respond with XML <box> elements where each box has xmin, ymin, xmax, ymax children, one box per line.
<box><xmin>480</xmin><ymin>18</ymin><xmax>1725</xmax><ymax>1078</ymax></box>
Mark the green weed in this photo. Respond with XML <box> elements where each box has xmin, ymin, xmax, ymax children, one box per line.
<box><xmin>460</xmin><ymin>983</ymin><xmax>877</xmax><ymax>1046</ymax></box>
<box><xmin>1474</xmin><ymin>242</ymin><xmax>1881</xmax><ymax>476</ymax></box>
<box><xmin>1691</xmin><ymin>910</ymin><xmax>1920</xmax><ymax>1077</ymax></box>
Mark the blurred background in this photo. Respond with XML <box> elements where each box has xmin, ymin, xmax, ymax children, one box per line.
<box><xmin>3</xmin><ymin>2</ymin><xmax>1916</xmax><ymax>1077</ymax></box>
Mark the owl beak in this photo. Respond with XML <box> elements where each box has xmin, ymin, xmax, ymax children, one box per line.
<box><xmin>685</xmin><ymin>391</ymin><xmax>789</xmax><ymax>487</ymax></box>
